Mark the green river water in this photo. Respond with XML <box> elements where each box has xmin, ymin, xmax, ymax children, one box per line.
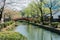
<box><xmin>14</xmin><ymin>22</ymin><xmax>60</xmax><ymax>40</ymax></box>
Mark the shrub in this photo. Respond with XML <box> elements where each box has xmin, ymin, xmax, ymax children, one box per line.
<box><xmin>0</xmin><ymin>21</ymin><xmax>15</xmax><ymax>30</ymax></box>
<box><xmin>43</xmin><ymin>22</ymin><xmax>49</xmax><ymax>25</ymax></box>
<box><xmin>52</xmin><ymin>22</ymin><xmax>58</xmax><ymax>28</ymax></box>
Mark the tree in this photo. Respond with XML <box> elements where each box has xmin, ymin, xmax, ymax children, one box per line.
<box><xmin>22</xmin><ymin>0</ymin><xmax>51</xmax><ymax>23</ymax></box>
<box><xmin>37</xmin><ymin>0</ymin><xmax>44</xmax><ymax>24</ymax></box>
<box><xmin>0</xmin><ymin>0</ymin><xmax>6</xmax><ymax>23</ymax></box>
<box><xmin>44</xmin><ymin>0</ymin><xmax>60</xmax><ymax>25</ymax></box>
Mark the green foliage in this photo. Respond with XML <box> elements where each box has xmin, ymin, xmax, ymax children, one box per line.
<box><xmin>22</xmin><ymin>1</ymin><xmax>50</xmax><ymax>18</ymax></box>
<box><xmin>0</xmin><ymin>31</ymin><xmax>27</xmax><ymax>40</ymax></box>
<box><xmin>20</xmin><ymin>0</ymin><xmax>60</xmax><ymax>25</ymax></box>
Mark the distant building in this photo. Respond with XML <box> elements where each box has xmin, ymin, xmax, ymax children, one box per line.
<box><xmin>46</xmin><ymin>11</ymin><xmax>60</xmax><ymax>22</ymax></box>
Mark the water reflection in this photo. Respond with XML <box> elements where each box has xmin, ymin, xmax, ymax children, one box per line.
<box><xmin>14</xmin><ymin>22</ymin><xmax>60</xmax><ymax>40</ymax></box>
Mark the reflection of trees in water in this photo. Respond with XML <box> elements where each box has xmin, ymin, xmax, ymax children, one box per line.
<box><xmin>26</xmin><ymin>23</ymin><xmax>44</xmax><ymax>40</ymax></box>
<box><xmin>26</xmin><ymin>23</ymin><xmax>60</xmax><ymax>40</ymax></box>
<box><xmin>26</xmin><ymin>24</ymin><xmax>34</xmax><ymax>40</ymax></box>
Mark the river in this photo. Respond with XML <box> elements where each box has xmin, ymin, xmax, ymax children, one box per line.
<box><xmin>14</xmin><ymin>22</ymin><xmax>60</xmax><ymax>40</ymax></box>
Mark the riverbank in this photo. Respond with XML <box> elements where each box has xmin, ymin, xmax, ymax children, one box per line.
<box><xmin>0</xmin><ymin>31</ymin><xmax>27</xmax><ymax>40</ymax></box>
<box><xmin>18</xmin><ymin>20</ymin><xmax>60</xmax><ymax>35</ymax></box>
<box><xmin>0</xmin><ymin>21</ymin><xmax>27</xmax><ymax>40</ymax></box>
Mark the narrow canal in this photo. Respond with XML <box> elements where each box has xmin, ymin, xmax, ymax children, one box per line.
<box><xmin>14</xmin><ymin>22</ymin><xmax>60</xmax><ymax>40</ymax></box>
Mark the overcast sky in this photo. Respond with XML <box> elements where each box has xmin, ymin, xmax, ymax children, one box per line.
<box><xmin>5</xmin><ymin>0</ymin><xmax>32</xmax><ymax>11</ymax></box>
<box><xmin>0</xmin><ymin>0</ymin><xmax>32</xmax><ymax>11</ymax></box>
<box><xmin>0</xmin><ymin>0</ymin><xmax>60</xmax><ymax>11</ymax></box>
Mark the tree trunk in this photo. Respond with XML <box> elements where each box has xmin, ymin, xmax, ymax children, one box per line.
<box><xmin>40</xmin><ymin>8</ymin><xmax>44</xmax><ymax>24</ymax></box>
<box><xmin>49</xmin><ymin>7</ymin><xmax>52</xmax><ymax>25</ymax></box>
<box><xmin>0</xmin><ymin>0</ymin><xmax>6</xmax><ymax>23</ymax></box>
<box><xmin>0</xmin><ymin>8</ymin><xmax>2</xmax><ymax>21</ymax></box>
<box><xmin>39</xmin><ymin>0</ymin><xmax>44</xmax><ymax>24</ymax></box>
<box><xmin>49</xmin><ymin>0</ymin><xmax>52</xmax><ymax>26</ymax></box>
